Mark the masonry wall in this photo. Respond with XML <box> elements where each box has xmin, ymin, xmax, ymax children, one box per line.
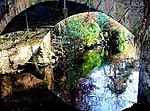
<box><xmin>0</xmin><ymin>0</ymin><xmax>144</xmax><ymax>34</ymax></box>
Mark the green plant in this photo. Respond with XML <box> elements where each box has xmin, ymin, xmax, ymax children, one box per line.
<box><xmin>80</xmin><ymin>50</ymin><xmax>102</xmax><ymax>77</ymax></box>
<box><xmin>118</xmin><ymin>32</ymin><xmax>128</xmax><ymax>52</ymax></box>
<box><xmin>66</xmin><ymin>17</ymin><xmax>100</xmax><ymax>46</ymax></box>
<box><xmin>97</xmin><ymin>13</ymin><xmax>109</xmax><ymax>31</ymax></box>
<box><xmin>54</xmin><ymin>12</ymin><xmax>131</xmax><ymax>97</ymax></box>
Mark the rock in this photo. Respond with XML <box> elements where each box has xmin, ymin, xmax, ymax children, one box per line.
<box><xmin>0</xmin><ymin>31</ymin><xmax>53</xmax><ymax>73</ymax></box>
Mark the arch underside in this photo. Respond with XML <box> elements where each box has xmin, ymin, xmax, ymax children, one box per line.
<box><xmin>1</xmin><ymin>1</ymin><xmax>99</xmax><ymax>34</ymax></box>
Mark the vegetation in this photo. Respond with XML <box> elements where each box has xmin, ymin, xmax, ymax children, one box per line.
<box><xmin>66</xmin><ymin>17</ymin><xmax>100</xmax><ymax>46</ymax></box>
<box><xmin>52</xmin><ymin>12</ymin><xmax>130</xmax><ymax>103</ymax></box>
<box><xmin>80</xmin><ymin>50</ymin><xmax>102</xmax><ymax>77</ymax></box>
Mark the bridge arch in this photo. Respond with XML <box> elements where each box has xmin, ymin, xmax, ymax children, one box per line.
<box><xmin>1</xmin><ymin>1</ymin><xmax>99</xmax><ymax>34</ymax></box>
<box><xmin>0</xmin><ymin>0</ymin><xmax>144</xmax><ymax>34</ymax></box>
<box><xmin>0</xmin><ymin>0</ymin><xmax>150</xmax><ymax>109</ymax></box>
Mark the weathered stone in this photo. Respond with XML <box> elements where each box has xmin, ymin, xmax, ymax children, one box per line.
<box><xmin>40</xmin><ymin>31</ymin><xmax>51</xmax><ymax>63</ymax></box>
<box><xmin>16</xmin><ymin>74</ymin><xmax>43</xmax><ymax>90</ymax></box>
<box><xmin>0</xmin><ymin>30</ymin><xmax>53</xmax><ymax>73</ymax></box>
<box><xmin>147</xmin><ymin>64</ymin><xmax>150</xmax><ymax>73</ymax></box>
<box><xmin>1</xmin><ymin>76</ymin><xmax>12</xmax><ymax>97</ymax></box>
<box><xmin>0</xmin><ymin>0</ymin><xmax>144</xmax><ymax>34</ymax></box>
<box><xmin>0</xmin><ymin>30</ymin><xmax>56</xmax><ymax>98</ymax></box>
<box><xmin>43</xmin><ymin>66</ymin><xmax>54</xmax><ymax>90</ymax></box>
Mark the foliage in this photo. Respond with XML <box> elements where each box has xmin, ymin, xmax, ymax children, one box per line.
<box><xmin>58</xmin><ymin>15</ymin><xmax>128</xmax><ymax>82</ymax></box>
<box><xmin>97</xmin><ymin>13</ymin><xmax>109</xmax><ymax>31</ymax></box>
<box><xmin>118</xmin><ymin>32</ymin><xmax>128</xmax><ymax>52</ymax></box>
<box><xmin>66</xmin><ymin>17</ymin><xmax>100</xmax><ymax>46</ymax></box>
<box><xmin>80</xmin><ymin>50</ymin><xmax>102</xmax><ymax>77</ymax></box>
<box><xmin>53</xmin><ymin>12</ymin><xmax>131</xmax><ymax>98</ymax></box>
<box><xmin>97</xmin><ymin>13</ymin><xmax>128</xmax><ymax>55</ymax></box>
<box><xmin>63</xmin><ymin>17</ymin><xmax>103</xmax><ymax>87</ymax></box>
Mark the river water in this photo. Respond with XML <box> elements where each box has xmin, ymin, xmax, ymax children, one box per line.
<box><xmin>76</xmin><ymin>59</ymin><xmax>139</xmax><ymax>111</ymax></box>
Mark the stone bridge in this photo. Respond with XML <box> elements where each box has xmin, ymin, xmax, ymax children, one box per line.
<box><xmin>0</xmin><ymin>0</ymin><xmax>144</xmax><ymax>34</ymax></box>
<box><xmin>0</xmin><ymin>0</ymin><xmax>150</xmax><ymax>109</ymax></box>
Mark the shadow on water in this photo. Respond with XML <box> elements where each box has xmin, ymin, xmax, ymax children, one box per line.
<box><xmin>0</xmin><ymin>85</ymin><xmax>80</xmax><ymax>111</ymax></box>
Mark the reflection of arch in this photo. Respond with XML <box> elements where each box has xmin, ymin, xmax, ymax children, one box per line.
<box><xmin>1</xmin><ymin>1</ymin><xmax>99</xmax><ymax>34</ymax></box>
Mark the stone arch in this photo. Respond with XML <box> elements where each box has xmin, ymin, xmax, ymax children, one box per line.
<box><xmin>0</xmin><ymin>0</ymin><xmax>144</xmax><ymax>34</ymax></box>
<box><xmin>0</xmin><ymin>0</ymin><xmax>139</xmax><ymax>93</ymax></box>
<box><xmin>1</xmin><ymin>1</ymin><xmax>100</xmax><ymax>34</ymax></box>
<box><xmin>1</xmin><ymin>0</ymin><xmax>150</xmax><ymax>109</ymax></box>
<box><xmin>1</xmin><ymin>0</ymin><xmax>98</xmax><ymax>34</ymax></box>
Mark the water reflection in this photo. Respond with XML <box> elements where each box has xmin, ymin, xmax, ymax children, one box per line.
<box><xmin>52</xmin><ymin>12</ymin><xmax>139</xmax><ymax>110</ymax></box>
<box><xmin>76</xmin><ymin>59</ymin><xmax>139</xmax><ymax>111</ymax></box>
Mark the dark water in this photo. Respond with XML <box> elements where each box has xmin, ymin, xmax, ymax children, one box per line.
<box><xmin>0</xmin><ymin>85</ymin><xmax>80</xmax><ymax>111</ymax></box>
